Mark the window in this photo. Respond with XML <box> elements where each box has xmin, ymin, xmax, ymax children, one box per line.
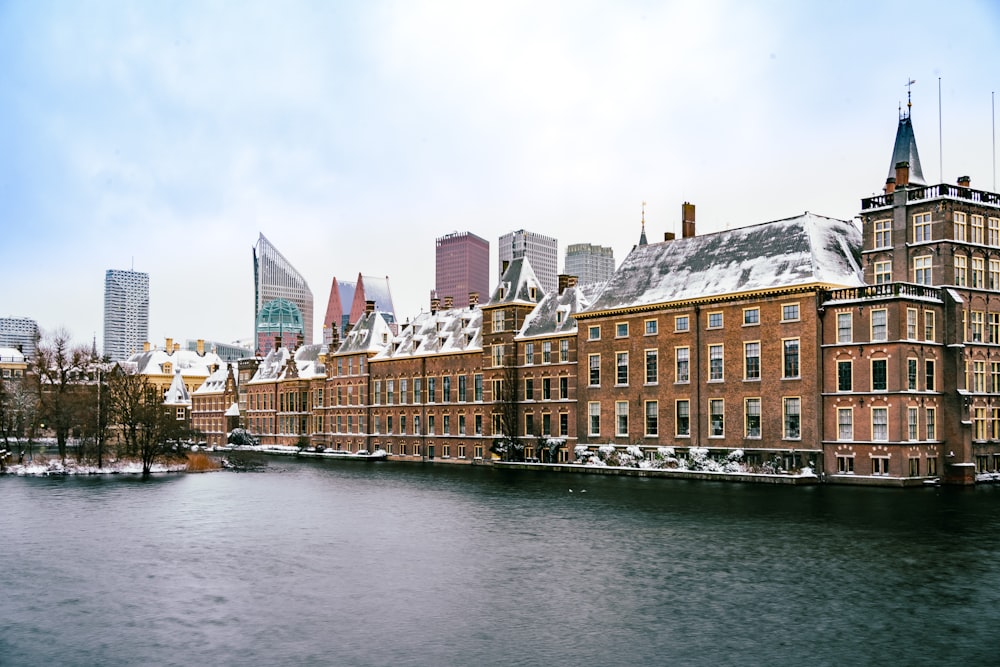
<box><xmin>745</xmin><ymin>398</ymin><xmax>761</xmax><ymax>438</ymax></box>
<box><xmin>909</xmin><ymin>457</ymin><xmax>920</xmax><ymax>477</ymax></box>
<box><xmin>475</xmin><ymin>414</ymin><xmax>483</xmax><ymax>435</ymax></box>
<box><xmin>973</xmin><ymin>361</ymin><xmax>987</xmax><ymax>393</ymax></box>
<box><xmin>707</xmin><ymin>312</ymin><xmax>723</xmax><ymax>329</ymax></box>
<box><xmin>906</xmin><ymin>308</ymin><xmax>918</xmax><ymax>339</ymax></box>
<box><xmin>743</xmin><ymin>308</ymin><xmax>760</xmax><ymax>326</ymax></box>
<box><xmin>645</xmin><ymin>401</ymin><xmax>658</xmax><ymax>436</ymax></box>
<box><xmin>414</xmin><ymin>378</ymin><xmax>422</xmax><ymax>403</ymax></box>
<box><xmin>744</xmin><ymin>342</ymin><xmax>760</xmax><ymax>380</ymax></box>
<box><xmin>925</xmin><ymin>359</ymin><xmax>935</xmax><ymax>391</ymax></box>
<box><xmin>400</xmin><ymin>414</ymin><xmax>407</xmax><ymax>434</ymax></box>
<box><xmin>993</xmin><ymin>362</ymin><xmax>1000</xmax><ymax>393</ymax></box>
<box><xmin>589</xmin><ymin>354</ymin><xmax>600</xmax><ymax>386</ymax></box>
<box><xmin>386</xmin><ymin>416</ymin><xmax>393</xmax><ymax>434</ymax></box>
<box><xmin>493</xmin><ymin>310</ymin><xmax>506</xmax><ymax>332</ymax></box>
<box><xmin>837</xmin><ymin>454</ymin><xmax>855</xmax><ymax>473</ymax></box>
<box><xmin>871</xmin><ymin>309</ymin><xmax>887</xmax><ymax>342</ymax></box>
<box><xmin>525</xmin><ymin>342</ymin><xmax>535</xmax><ymax>365</ymax></box>
<box><xmin>954</xmin><ymin>211</ymin><xmax>968</xmax><ymax>241</ymax></box>
<box><xmin>399</xmin><ymin>379</ymin><xmax>408</xmax><ymax>405</ymax></box>
<box><xmin>838</xmin><ymin>408</ymin><xmax>853</xmax><ymax>440</ymax></box>
<box><xmin>676</xmin><ymin>400</ymin><xmax>690</xmax><ymax>436</ymax></box>
<box><xmin>675</xmin><ymin>315</ymin><xmax>689</xmax><ymax>332</ymax></box>
<box><xmin>926</xmin><ymin>408</ymin><xmax>936</xmax><ymax>440</ymax></box>
<box><xmin>615</xmin><ymin>401</ymin><xmax>629</xmax><ymax>436</ymax></box>
<box><xmin>645</xmin><ymin>349</ymin><xmax>658</xmax><ymax>384</ymax></box>
<box><xmin>782</xmin><ymin>339</ymin><xmax>799</xmax><ymax>379</ymax></box>
<box><xmin>442</xmin><ymin>376</ymin><xmax>451</xmax><ymax>402</ymax></box>
<box><xmin>781</xmin><ymin>303</ymin><xmax>800</xmax><ymax>321</ymax></box>
<box><xmin>524</xmin><ymin>414</ymin><xmax>533</xmax><ymax>437</ymax></box>
<box><xmin>559</xmin><ymin>376</ymin><xmax>568</xmax><ymax>399</ymax></box>
<box><xmin>645</xmin><ymin>319</ymin><xmax>658</xmax><ymax>335</ymax></box>
<box><xmin>874</xmin><ymin>218</ymin><xmax>891</xmax><ymax>248</ymax></box>
<box><xmin>492</xmin><ymin>344</ymin><xmax>504</xmax><ymax>367</ymax></box>
<box><xmin>908</xmin><ymin>407</ymin><xmax>918</xmax><ymax>440</ymax></box>
<box><xmin>907</xmin><ymin>358</ymin><xmax>918</xmax><ymax>391</ymax></box>
<box><xmin>709</xmin><ymin>344</ymin><xmax>724</xmax><ymax>381</ymax></box>
<box><xmin>913</xmin><ymin>212</ymin><xmax>932</xmax><ymax>242</ymax></box>
<box><xmin>992</xmin><ymin>313</ymin><xmax>1000</xmax><ymax>344</ymax></box>
<box><xmin>615</xmin><ymin>352</ymin><xmax>628</xmax><ymax>385</ymax></box>
<box><xmin>837</xmin><ymin>312</ymin><xmax>852</xmax><ymax>343</ymax></box>
<box><xmin>474</xmin><ymin>374</ymin><xmax>483</xmax><ymax>401</ymax></box>
<box><xmin>559</xmin><ymin>413</ymin><xmax>568</xmax><ymax>436</ymax></box>
<box><xmin>709</xmin><ymin>399</ymin><xmax>725</xmax><ymax>437</ymax></box>
<box><xmin>616</xmin><ymin>322</ymin><xmax>628</xmax><ymax>338</ymax></box>
<box><xmin>972</xmin><ymin>214</ymin><xmax>985</xmax><ymax>244</ymax></box>
<box><xmin>543</xmin><ymin>341</ymin><xmax>551</xmax><ymax>363</ymax></box>
<box><xmin>872</xmin><ymin>407</ymin><xmax>888</xmax><ymax>441</ymax></box>
<box><xmin>524</xmin><ymin>379</ymin><xmax>534</xmax><ymax>400</ymax></box>
<box><xmin>459</xmin><ymin>415</ymin><xmax>466</xmax><ymax>435</ymax></box>
<box><xmin>872</xmin><ymin>456</ymin><xmax>890</xmax><ymax>475</ymax></box>
<box><xmin>588</xmin><ymin>325</ymin><xmax>600</xmax><ymax>340</ymax></box>
<box><xmin>427</xmin><ymin>377</ymin><xmax>437</xmax><ymax>403</ymax></box>
<box><xmin>675</xmin><ymin>347</ymin><xmax>690</xmax><ymax>383</ymax></box>
<box><xmin>542</xmin><ymin>378</ymin><xmax>551</xmax><ymax>400</ymax></box>
<box><xmin>972</xmin><ymin>311</ymin><xmax>985</xmax><ymax>342</ymax></box>
<box><xmin>783</xmin><ymin>397</ymin><xmax>801</xmax><ymax>439</ymax></box>
<box><xmin>874</xmin><ymin>261</ymin><xmax>892</xmax><ymax>284</ymax></box>
<box><xmin>913</xmin><ymin>255</ymin><xmax>932</xmax><ymax>285</ymax></box>
<box><xmin>924</xmin><ymin>311</ymin><xmax>935</xmax><ymax>341</ymax></box>
<box><xmin>560</xmin><ymin>339</ymin><xmax>569</xmax><ymax>362</ymax></box>
<box><xmin>373</xmin><ymin>380</ymin><xmax>381</xmax><ymax>405</ymax></box>
<box><xmin>872</xmin><ymin>359</ymin><xmax>888</xmax><ymax>391</ymax></box>
<box><xmin>387</xmin><ymin>380</ymin><xmax>395</xmax><ymax>405</ymax></box>
<box><xmin>458</xmin><ymin>375</ymin><xmax>467</xmax><ymax>402</ymax></box>
<box><xmin>972</xmin><ymin>257</ymin><xmax>985</xmax><ymax>288</ymax></box>
<box><xmin>542</xmin><ymin>413</ymin><xmax>551</xmax><ymax>436</ymax></box>
<box><xmin>955</xmin><ymin>254</ymin><xmax>968</xmax><ymax>286</ymax></box>
<box><xmin>443</xmin><ymin>415</ymin><xmax>450</xmax><ymax>435</ymax></box>
<box><xmin>588</xmin><ymin>402</ymin><xmax>601</xmax><ymax>436</ymax></box>
<box><xmin>837</xmin><ymin>361</ymin><xmax>852</xmax><ymax>392</ymax></box>
<box><xmin>990</xmin><ymin>217</ymin><xmax>1000</xmax><ymax>246</ymax></box>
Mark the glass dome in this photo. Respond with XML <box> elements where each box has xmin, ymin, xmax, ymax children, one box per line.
<box><xmin>256</xmin><ymin>298</ymin><xmax>304</xmax><ymax>333</ymax></box>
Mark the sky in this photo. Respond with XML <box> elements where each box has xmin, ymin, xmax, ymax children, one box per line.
<box><xmin>2</xmin><ymin>1</ymin><xmax>1000</xmax><ymax>350</ymax></box>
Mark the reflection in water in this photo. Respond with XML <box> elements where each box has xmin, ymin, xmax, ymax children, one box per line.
<box><xmin>2</xmin><ymin>461</ymin><xmax>999</xmax><ymax>666</ymax></box>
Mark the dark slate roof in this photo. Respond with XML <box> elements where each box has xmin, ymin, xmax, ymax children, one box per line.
<box><xmin>489</xmin><ymin>256</ymin><xmax>543</xmax><ymax>306</ymax></box>
<box><xmin>519</xmin><ymin>282</ymin><xmax>606</xmax><ymax>338</ymax></box>
<box><xmin>585</xmin><ymin>213</ymin><xmax>863</xmax><ymax>314</ymax></box>
<box><xmin>887</xmin><ymin>114</ymin><xmax>926</xmax><ymax>186</ymax></box>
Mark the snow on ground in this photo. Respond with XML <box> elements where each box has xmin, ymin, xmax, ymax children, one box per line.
<box><xmin>2</xmin><ymin>458</ymin><xmax>188</xmax><ymax>476</ymax></box>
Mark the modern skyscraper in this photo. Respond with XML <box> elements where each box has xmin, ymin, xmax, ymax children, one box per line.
<box><xmin>253</xmin><ymin>233</ymin><xmax>314</xmax><ymax>352</ymax></box>
<box><xmin>564</xmin><ymin>243</ymin><xmax>615</xmax><ymax>285</ymax></box>
<box><xmin>0</xmin><ymin>317</ymin><xmax>40</xmax><ymax>360</ymax></box>
<box><xmin>103</xmin><ymin>269</ymin><xmax>150</xmax><ymax>361</ymax></box>
<box><xmin>498</xmin><ymin>229</ymin><xmax>558</xmax><ymax>294</ymax></box>
<box><xmin>435</xmin><ymin>231</ymin><xmax>490</xmax><ymax>307</ymax></box>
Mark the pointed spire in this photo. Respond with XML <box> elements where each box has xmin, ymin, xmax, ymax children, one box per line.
<box><xmin>638</xmin><ymin>201</ymin><xmax>648</xmax><ymax>246</ymax></box>
<box><xmin>887</xmin><ymin>80</ymin><xmax>926</xmax><ymax>186</ymax></box>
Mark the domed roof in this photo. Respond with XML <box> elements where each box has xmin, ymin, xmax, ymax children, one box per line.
<box><xmin>256</xmin><ymin>298</ymin><xmax>304</xmax><ymax>332</ymax></box>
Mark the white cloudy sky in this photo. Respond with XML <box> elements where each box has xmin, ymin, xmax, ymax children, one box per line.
<box><xmin>2</xmin><ymin>1</ymin><xmax>999</xmax><ymax>348</ymax></box>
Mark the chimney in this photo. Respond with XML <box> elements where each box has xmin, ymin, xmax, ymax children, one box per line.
<box><xmin>884</xmin><ymin>177</ymin><xmax>896</xmax><ymax>195</ymax></box>
<box><xmin>197</xmin><ymin>339</ymin><xmax>205</xmax><ymax>355</ymax></box>
<box><xmin>443</xmin><ymin>295</ymin><xmax>454</xmax><ymax>310</ymax></box>
<box><xmin>273</xmin><ymin>336</ymin><xmax>280</xmax><ymax>351</ymax></box>
<box><xmin>431</xmin><ymin>297</ymin><xmax>440</xmax><ymax>313</ymax></box>
<box><xmin>468</xmin><ymin>292</ymin><xmax>479</xmax><ymax>309</ymax></box>
<box><xmin>558</xmin><ymin>274</ymin><xmax>571</xmax><ymax>294</ymax></box>
<box><xmin>173</xmin><ymin>343</ymin><xmax>179</xmax><ymax>353</ymax></box>
<box><xmin>165</xmin><ymin>337</ymin><xmax>173</xmax><ymax>352</ymax></box>
<box><xmin>664</xmin><ymin>232</ymin><xmax>676</xmax><ymax>242</ymax></box>
<box><xmin>143</xmin><ymin>341</ymin><xmax>150</xmax><ymax>352</ymax></box>
<box><xmin>567</xmin><ymin>275</ymin><xmax>578</xmax><ymax>288</ymax></box>
<box><xmin>330</xmin><ymin>327</ymin><xmax>340</xmax><ymax>348</ymax></box>
<box><xmin>682</xmin><ymin>202</ymin><xmax>696</xmax><ymax>238</ymax></box>
<box><xmin>365</xmin><ymin>299</ymin><xmax>375</xmax><ymax>314</ymax></box>
<box><xmin>895</xmin><ymin>161</ymin><xmax>910</xmax><ymax>188</ymax></box>
<box><xmin>958</xmin><ymin>175</ymin><xmax>971</xmax><ymax>188</ymax></box>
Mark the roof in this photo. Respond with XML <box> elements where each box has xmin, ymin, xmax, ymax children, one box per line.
<box><xmin>373</xmin><ymin>306</ymin><xmax>482</xmax><ymax>360</ymax></box>
<box><xmin>585</xmin><ymin>213</ymin><xmax>864</xmax><ymax>314</ymax></box>
<box><xmin>124</xmin><ymin>347</ymin><xmax>225</xmax><ymax>377</ymax></box>
<box><xmin>336</xmin><ymin>310</ymin><xmax>395</xmax><ymax>355</ymax></box>
<box><xmin>248</xmin><ymin>344</ymin><xmax>326</xmax><ymax>383</ymax></box>
<box><xmin>163</xmin><ymin>370</ymin><xmax>191</xmax><ymax>405</ymax></box>
<box><xmin>519</xmin><ymin>281</ymin><xmax>605</xmax><ymax>338</ymax></box>
<box><xmin>887</xmin><ymin>113</ymin><xmax>926</xmax><ymax>186</ymax></box>
<box><xmin>488</xmin><ymin>256</ymin><xmax>544</xmax><ymax>306</ymax></box>
<box><xmin>193</xmin><ymin>363</ymin><xmax>235</xmax><ymax>395</ymax></box>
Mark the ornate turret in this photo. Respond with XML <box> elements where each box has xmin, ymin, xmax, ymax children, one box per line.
<box><xmin>886</xmin><ymin>80</ymin><xmax>926</xmax><ymax>188</ymax></box>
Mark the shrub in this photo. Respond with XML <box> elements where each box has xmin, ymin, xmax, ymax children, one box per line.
<box><xmin>186</xmin><ymin>452</ymin><xmax>220</xmax><ymax>472</ymax></box>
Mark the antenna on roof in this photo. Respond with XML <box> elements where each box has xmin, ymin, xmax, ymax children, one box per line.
<box><xmin>938</xmin><ymin>77</ymin><xmax>943</xmax><ymax>183</ymax></box>
<box><xmin>992</xmin><ymin>90</ymin><xmax>996</xmax><ymax>192</ymax></box>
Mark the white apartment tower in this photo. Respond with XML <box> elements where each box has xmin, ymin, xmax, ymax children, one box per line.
<box><xmin>103</xmin><ymin>269</ymin><xmax>150</xmax><ymax>361</ymax></box>
<box><xmin>564</xmin><ymin>243</ymin><xmax>615</xmax><ymax>285</ymax></box>
<box><xmin>498</xmin><ymin>229</ymin><xmax>558</xmax><ymax>294</ymax></box>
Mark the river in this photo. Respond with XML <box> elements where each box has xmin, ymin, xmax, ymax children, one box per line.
<box><xmin>2</xmin><ymin>459</ymin><xmax>999</xmax><ymax>666</ymax></box>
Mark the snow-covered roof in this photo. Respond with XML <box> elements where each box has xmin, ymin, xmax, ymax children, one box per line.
<box><xmin>337</xmin><ymin>311</ymin><xmax>395</xmax><ymax>355</ymax></box>
<box><xmin>163</xmin><ymin>370</ymin><xmax>191</xmax><ymax>405</ymax></box>
<box><xmin>0</xmin><ymin>347</ymin><xmax>25</xmax><ymax>363</ymax></box>
<box><xmin>193</xmin><ymin>363</ymin><xmax>234</xmax><ymax>395</ymax></box>
<box><xmin>585</xmin><ymin>213</ymin><xmax>863</xmax><ymax>314</ymax></box>
<box><xmin>519</xmin><ymin>281</ymin><xmax>606</xmax><ymax>339</ymax></box>
<box><xmin>489</xmin><ymin>256</ymin><xmax>544</xmax><ymax>306</ymax></box>
<box><xmin>374</xmin><ymin>306</ymin><xmax>482</xmax><ymax>360</ymax></box>
<box><xmin>125</xmin><ymin>347</ymin><xmax>225</xmax><ymax>377</ymax></box>
<box><xmin>248</xmin><ymin>344</ymin><xmax>326</xmax><ymax>384</ymax></box>
<box><xmin>224</xmin><ymin>402</ymin><xmax>240</xmax><ymax>417</ymax></box>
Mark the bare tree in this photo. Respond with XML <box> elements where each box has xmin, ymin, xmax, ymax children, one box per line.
<box><xmin>0</xmin><ymin>374</ymin><xmax>39</xmax><ymax>464</ymax></box>
<box><xmin>491</xmin><ymin>354</ymin><xmax>524</xmax><ymax>462</ymax></box>
<box><xmin>32</xmin><ymin>329</ymin><xmax>93</xmax><ymax>462</ymax></box>
<box><xmin>107</xmin><ymin>367</ymin><xmax>187</xmax><ymax>475</ymax></box>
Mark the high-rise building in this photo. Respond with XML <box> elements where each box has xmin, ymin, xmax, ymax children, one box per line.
<box><xmin>323</xmin><ymin>273</ymin><xmax>396</xmax><ymax>344</ymax></box>
<box><xmin>435</xmin><ymin>232</ymin><xmax>489</xmax><ymax>307</ymax></box>
<box><xmin>498</xmin><ymin>229</ymin><xmax>558</xmax><ymax>294</ymax></box>
<box><xmin>253</xmin><ymin>233</ymin><xmax>314</xmax><ymax>352</ymax></box>
<box><xmin>0</xmin><ymin>317</ymin><xmax>40</xmax><ymax>360</ymax></box>
<box><xmin>103</xmin><ymin>269</ymin><xmax>149</xmax><ymax>361</ymax></box>
<box><xmin>564</xmin><ymin>243</ymin><xmax>615</xmax><ymax>285</ymax></box>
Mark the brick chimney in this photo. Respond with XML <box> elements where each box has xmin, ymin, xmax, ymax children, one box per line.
<box><xmin>143</xmin><ymin>341</ymin><xmax>151</xmax><ymax>352</ymax></box>
<box><xmin>468</xmin><ymin>292</ymin><xmax>479</xmax><ymax>309</ymax></box>
<box><xmin>365</xmin><ymin>299</ymin><xmax>375</xmax><ymax>314</ymax></box>
<box><xmin>165</xmin><ymin>337</ymin><xmax>173</xmax><ymax>352</ymax></box>
<box><xmin>664</xmin><ymin>232</ymin><xmax>676</xmax><ymax>241</ymax></box>
<box><xmin>197</xmin><ymin>339</ymin><xmax>205</xmax><ymax>355</ymax></box>
<box><xmin>682</xmin><ymin>202</ymin><xmax>696</xmax><ymax>238</ymax></box>
<box><xmin>443</xmin><ymin>295</ymin><xmax>454</xmax><ymax>310</ymax></box>
<box><xmin>895</xmin><ymin>161</ymin><xmax>910</xmax><ymax>188</ymax></box>
<box><xmin>958</xmin><ymin>175</ymin><xmax>971</xmax><ymax>188</ymax></box>
<box><xmin>884</xmin><ymin>177</ymin><xmax>896</xmax><ymax>195</ymax></box>
<box><xmin>558</xmin><ymin>274</ymin><xmax>571</xmax><ymax>294</ymax></box>
<box><xmin>431</xmin><ymin>296</ymin><xmax>440</xmax><ymax>313</ymax></box>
